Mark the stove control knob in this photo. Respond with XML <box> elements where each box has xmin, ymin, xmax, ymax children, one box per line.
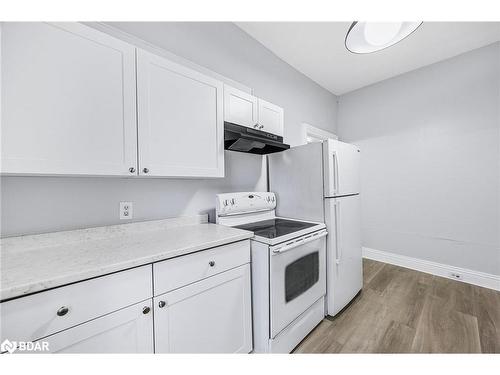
<box><xmin>230</xmin><ymin>198</ymin><xmax>235</xmax><ymax>205</ymax></box>
<box><xmin>266</xmin><ymin>196</ymin><xmax>271</xmax><ymax>202</ymax></box>
<box><xmin>271</xmin><ymin>196</ymin><xmax>275</xmax><ymax>202</ymax></box>
<box><xmin>223</xmin><ymin>199</ymin><xmax>229</xmax><ymax>206</ymax></box>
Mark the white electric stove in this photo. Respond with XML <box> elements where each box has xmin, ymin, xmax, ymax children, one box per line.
<box><xmin>216</xmin><ymin>192</ymin><xmax>327</xmax><ymax>353</ymax></box>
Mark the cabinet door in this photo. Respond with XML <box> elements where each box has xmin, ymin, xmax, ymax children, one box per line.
<box><xmin>136</xmin><ymin>49</ymin><xmax>224</xmax><ymax>178</ymax></box>
<box><xmin>39</xmin><ymin>301</ymin><xmax>154</xmax><ymax>353</ymax></box>
<box><xmin>223</xmin><ymin>85</ymin><xmax>258</xmax><ymax>129</ymax></box>
<box><xmin>1</xmin><ymin>22</ymin><xmax>138</xmax><ymax>176</ymax></box>
<box><xmin>258</xmin><ymin>98</ymin><xmax>284</xmax><ymax>136</ymax></box>
<box><xmin>154</xmin><ymin>265</ymin><xmax>252</xmax><ymax>353</ymax></box>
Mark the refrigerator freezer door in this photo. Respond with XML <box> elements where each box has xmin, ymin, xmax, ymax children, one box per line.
<box><xmin>324</xmin><ymin>195</ymin><xmax>362</xmax><ymax>316</ymax></box>
<box><xmin>323</xmin><ymin>139</ymin><xmax>360</xmax><ymax>197</ymax></box>
<box><xmin>268</xmin><ymin>142</ymin><xmax>325</xmax><ymax>223</ymax></box>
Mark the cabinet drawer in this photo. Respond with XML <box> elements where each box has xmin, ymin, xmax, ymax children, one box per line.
<box><xmin>153</xmin><ymin>240</ymin><xmax>250</xmax><ymax>295</ymax></box>
<box><xmin>0</xmin><ymin>265</ymin><xmax>152</xmax><ymax>343</ymax></box>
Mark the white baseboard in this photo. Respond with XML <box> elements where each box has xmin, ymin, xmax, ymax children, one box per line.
<box><xmin>362</xmin><ymin>247</ymin><xmax>500</xmax><ymax>291</ymax></box>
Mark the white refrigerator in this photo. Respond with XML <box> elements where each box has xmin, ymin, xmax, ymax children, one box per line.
<box><xmin>268</xmin><ymin>139</ymin><xmax>362</xmax><ymax>317</ymax></box>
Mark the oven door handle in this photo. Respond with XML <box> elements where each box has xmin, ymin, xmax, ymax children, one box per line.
<box><xmin>271</xmin><ymin>229</ymin><xmax>328</xmax><ymax>254</ymax></box>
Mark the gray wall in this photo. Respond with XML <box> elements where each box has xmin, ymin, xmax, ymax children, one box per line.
<box><xmin>0</xmin><ymin>22</ymin><xmax>338</xmax><ymax>237</ymax></box>
<box><xmin>337</xmin><ymin>43</ymin><xmax>500</xmax><ymax>275</ymax></box>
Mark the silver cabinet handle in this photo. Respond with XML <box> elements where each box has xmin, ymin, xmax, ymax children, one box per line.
<box><xmin>259</xmin><ymin>125</ymin><xmax>264</xmax><ymax>129</ymax></box>
<box><xmin>158</xmin><ymin>301</ymin><xmax>166</xmax><ymax>308</ymax></box>
<box><xmin>142</xmin><ymin>306</ymin><xmax>151</xmax><ymax>314</ymax></box>
<box><xmin>209</xmin><ymin>260</ymin><xmax>215</xmax><ymax>267</ymax></box>
<box><xmin>129</xmin><ymin>167</ymin><xmax>136</xmax><ymax>173</ymax></box>
<box><xmin>143</xmin><ymin>168</ymin><xmax>149</xmax><ymax>174</ymax></box>
<box><xmin>57</xmin><ymin>306</ymin><xmax>69</xmax><ymax>316</ymax></box>
<box><xmin>253</xmin><ymin>124</ymin><xmax>259</xmax><ymax>128</ymax></box>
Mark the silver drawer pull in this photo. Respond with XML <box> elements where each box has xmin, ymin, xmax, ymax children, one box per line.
<box><xmin>142</xmin><ymin>306</ymin><xmax>151</xmax><ymax>314</ymax></box>
<box><xmin>209</xmin><ymin>260</ymin><xmax>215</xmax><ymax>267</ymax></box>
<box><xmin>158</xmin><ymin>301</ymin><xmax>167</xmax><ymax>308</ymax></box>
<box><xmin>56</xmin><ymin>306</ymin><xmax>69</xmax><ymax>317</ymax></box>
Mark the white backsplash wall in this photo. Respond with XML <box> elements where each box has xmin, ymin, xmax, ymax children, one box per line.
<box><xmin>337</xmin><ymin>42</ymin><xmax>500</xmax><ymax>276</ymax></box>
<box><xmin>1</xmin><ymin>22</ymin><xmax>338</xmax><ymax>237</ymax></box>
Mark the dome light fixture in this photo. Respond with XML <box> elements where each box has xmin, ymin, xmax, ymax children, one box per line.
<box><xmin>345</xmin><ymin>21</ymin><xmax>423</xmax><ymax>54</ymax></box>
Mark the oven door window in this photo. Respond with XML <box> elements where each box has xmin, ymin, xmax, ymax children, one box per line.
<box><xmin>284</xmin><ymin>251</ymin><xmax>319</xmax><ymax>302</ymax></box>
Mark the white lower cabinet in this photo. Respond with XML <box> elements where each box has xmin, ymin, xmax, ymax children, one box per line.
<box><xmin>0</xmin><ymin>240</ymin><xmax>252</xmax><ymax>354</ymax></box>
<box><xmin>153</xmin><ymin>264</ymin><xmax>252</xmax><ymax>353</ymax></box>
<box><xmin>39</xmin><ymin>301</ymin><xmax>154</xmax><ymax>353</ymax></box>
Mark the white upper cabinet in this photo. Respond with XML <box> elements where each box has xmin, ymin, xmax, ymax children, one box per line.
<box><xmin>223</xmin><ymin>85</ymin><xmax>284</xmax><ymax>137</ymax></box>
<box><xmin>257</xmin><ymin>98</ymin><xmax>284</xmax><ymax>137</ymax></box>
<box><xmin>223</xmin><ymin>85</ymin><xmax>258</xmax><ymax>129</ymax></box>
<box><xmin>136</xmin><ymin>49</ymin><xmax>224</xmax><ymax>178</ymax></box>
<box><xmin>0</xmin><ymin>22</ymin><xmax>138</xmax><ymax>176</ymax></box>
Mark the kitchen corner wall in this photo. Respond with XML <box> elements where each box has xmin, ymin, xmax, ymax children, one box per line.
<box><xmin>337</xmin><ymin>42</ymin><xmax>500</xmax><ymax>275</ymax></box>
<box><xmin>0</xmin><ymin>22</ymin><xmax>338</xmax><ymax>237</ymax></box>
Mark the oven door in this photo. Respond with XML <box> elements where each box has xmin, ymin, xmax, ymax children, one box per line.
<box><xmin>269</xmin><ymin>230</ymin><xmax>327</xmax><ymax>338</ymax></box>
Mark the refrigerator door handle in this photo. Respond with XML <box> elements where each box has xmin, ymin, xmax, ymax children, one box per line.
<box><xmin>331</xmin><ymin>151</ymin><xmax>337</xmax><ymax>194</ymax></box>
<box><xmin>332</xmin><ymin>151</ymin><xmax>339</xmax><ymax>195</ymax></box>
<box><xmin>334</xmin><ymin>200</ymin><xmax>341</xmax><ymax>265</ymax></box>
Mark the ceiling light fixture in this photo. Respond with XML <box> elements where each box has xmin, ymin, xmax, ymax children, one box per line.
<box><xmin>345</xmin><ymin>22</ymin><xmax>423</xmax><ymax>54</ymax></box>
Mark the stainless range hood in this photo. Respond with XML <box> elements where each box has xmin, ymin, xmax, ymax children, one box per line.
<box><xmin>224</xmin><ymin>122</ymin><xmax>290</xmax><ymax>155</ymax></box>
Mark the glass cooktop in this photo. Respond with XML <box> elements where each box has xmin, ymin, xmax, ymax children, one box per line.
<box><xmin>234</xmin><ymin>218</ymin><xmax>317</xmax><ymax>239</ymax></box>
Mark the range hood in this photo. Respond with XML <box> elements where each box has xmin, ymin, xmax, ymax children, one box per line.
<box><xmin>224</xmin><ymin>122</ymin><xmax>290</xmax><ymax>155</ymax></box>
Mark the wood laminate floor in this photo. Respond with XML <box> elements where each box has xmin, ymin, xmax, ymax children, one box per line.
<box><xmin>293</xmin><ymin>259</ymin><xmax>500</xmax><ymax>353</ymax></box>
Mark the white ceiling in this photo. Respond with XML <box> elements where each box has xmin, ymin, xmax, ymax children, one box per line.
<box><xmin>236</xmin><ymin>22</ymin><xmax>500</xmax><ymax>95</ymax></box>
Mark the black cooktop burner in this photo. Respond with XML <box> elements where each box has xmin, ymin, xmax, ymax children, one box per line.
<box><xmin>235</xmin><ymin>218</ymin><xmax>317</xmax><ymax>239</ymax></box>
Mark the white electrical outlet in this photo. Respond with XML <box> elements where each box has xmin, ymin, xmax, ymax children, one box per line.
<box><xmin>120</xmin><ymin>202</ymin><xmax>133</xmax><ymax>220</ymax></box>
